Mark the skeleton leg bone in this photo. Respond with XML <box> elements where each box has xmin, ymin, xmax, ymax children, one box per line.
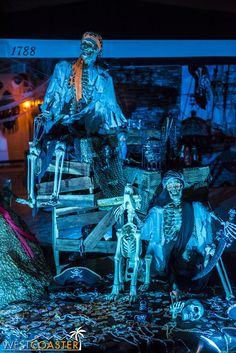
<box><xmin>216</xmin><ymin>257</ymin><xmax>234</xmax><ymax>301</ymax></box>
<box><xmin>51</xmin><ymin>142</ymin><xmax>66</xmax><ymax>204</ymax></box>
<box><xmin>119</xmin><ymin>257</ymin><xmax>124</xmax><ymax>293</ymax></box>
<box><xmin>16</xmin><ymin>142</ymin><xmax>41</xmax><ymax>208</ymax></box>
<box><xmin>139</xmin><ymin>254</ymin><xmax>152</xmax><ymax>292</ymax></box>
<box><xmin>40</xmin><ymin>141</ymin><xmax>66</xmax><ymax>207</ymax></box>
<box><xmin>110</xmin><ymin>229</ymin><xmax>123</xmax><ymax>300</ymax></box>
<box><xmin>129</xmin><ymin>230</ymin><xmax>141</xmax><ymax>302</ymax></box>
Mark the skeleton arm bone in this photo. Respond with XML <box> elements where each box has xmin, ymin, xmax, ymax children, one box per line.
<box><xmin>210</xmin><ymin>211</ymin><xmax>236</xmax><ymax>239</ymax></box>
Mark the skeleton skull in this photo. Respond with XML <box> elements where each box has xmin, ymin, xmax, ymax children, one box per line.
<box><xmin>181</xmin><ymin>299</ymin><xmax>204</xmax><ymax>321</ymax></box>
<box><xmin>80</xmin><ymin>39</ymin><xmax>100</xmax><ymax>65</ymax></box>
<box><xmin>166</xmin><ymin>177</ymin><xmax>183</xmax><ymax>203</ymax></box>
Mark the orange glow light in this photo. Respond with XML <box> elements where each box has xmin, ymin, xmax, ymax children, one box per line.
<box><xmin>22</xmin><ymin>101</ymin><xmax>31</xmax><ymax>109</ymax></box>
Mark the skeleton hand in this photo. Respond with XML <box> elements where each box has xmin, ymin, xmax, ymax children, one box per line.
<box><xmin>210</xmin><ymin>210</ymin><xmax>236</xmax><ymax>240</ymax></box>
<box><xmin>223</xmin><ymin>221</ymin><xmax>236</xmax><ymax>240</ymax></box>
<box><xmin>114</xmin><ymin>205</ymin><xmax>124</xmax><ymax>222</ymax></box>
<box><xmin>61</xmin><ymin>114</ymin><xmax>75</xmax><ymax>125</ymax></box>
<box><xmin>170</xmin><ymin>301</ymin><xmax>185</xmax><ymax>319</ymax></box>
<box><xmin>205</xmin><ymin>244</ymin><xmax>216</xmax><ymax>257</ymax></box>
<box><xmin>204</xmin><ymin>244</ymin><xmax>216</xmax><ymax>268</ymax></box>
<box><xmin>109</xmin><ymin>284</ymin><xmax>120</xmax><ymax>301</ymax></box>
<box><xmin>36</xmin><ymin>111</ymin><xmax>51</xmax><ymax>122</ymax></box>
<box><xmin>134</xmin><ymin>214</ymin><xmax>144</xmax><ymax>229</ymax></box>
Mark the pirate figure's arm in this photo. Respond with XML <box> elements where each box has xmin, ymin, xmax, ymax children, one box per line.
<box><xmin>34</xmin><ymin>61</ymin><xmax>71</xmax><ymax>143</ymax></box>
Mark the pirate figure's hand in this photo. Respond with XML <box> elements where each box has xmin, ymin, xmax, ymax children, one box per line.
<box><xmin>205</xmin><ymin>244</ymin><xmax>216</xmax><ymax>257</ymax></box>
<box><xmin>170</xmin><ymin>301</ymin><xmax>185</xmax><ymax>319</ymax></box>
<box><xmin>61</xmin><ymin>114</ymin><xmax>74</xmax><ymax>125</ymax></box>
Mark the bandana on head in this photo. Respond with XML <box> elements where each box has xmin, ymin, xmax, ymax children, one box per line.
<box><xmin>70</xmin><ymin>32</ymin><xmax>103</xmax><ymax>102</ymax></box>
<box><xmin>82</xmin><ymin>32</ymin><xmax>103</xmax><ymax>50</ymax></box>
<box><xmin>162</xmin><ymin>170</ymin><xmax>185</xmax><ymax>189</ymax></box>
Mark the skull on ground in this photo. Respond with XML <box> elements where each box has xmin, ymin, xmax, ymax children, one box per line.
<box><xmin>181</xmin><ymin>299</ymin><xmax>204</xmax><ymax>321</ymax></box>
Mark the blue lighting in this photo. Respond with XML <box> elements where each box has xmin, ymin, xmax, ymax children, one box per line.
<box><xmin>200</xmin><ymin>335</ymin><xmax>222</xmax><ymax>353</ymax></box>
<box><xmin>0</xmin><ymin>39</ymin><xmax>236</xmax><ymax>58</ymax></box>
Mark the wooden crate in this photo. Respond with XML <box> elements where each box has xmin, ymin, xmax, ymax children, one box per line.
<box><xmin>124</xmin><ymin>166</ymin><xmax>161</xmax><ymax>214</ymax></box>
<box><xmin>36</xmin><ymin>156</ymin><xmax>100</xmax><ymax>208</ymax></box>
<box><xmin>183</xmin><ymin>166</ymin><xmax>210</xmax><ymax>187</ymax></box>
<box><xmin>47</xmin><ymin>160</ymin><xmax>91</xmax><ymax>176</ymax></box>
<box><xmin>52</xmin><ymin>205</ymin><xmax>113</xmax><ymax>274</ymax></box>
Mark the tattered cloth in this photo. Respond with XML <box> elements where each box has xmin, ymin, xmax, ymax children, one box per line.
<box><xmin>0</xmin><ymin>206</ymin><xmax>52</xmax><ymax>309</ymax></box>
<box><xmin>0</xmin><ymin>205</ymin><xmax>38</xmax><ymax>258</ymax></box>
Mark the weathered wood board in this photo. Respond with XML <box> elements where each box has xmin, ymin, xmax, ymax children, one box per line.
<box><xmin>37</xmin><ymin>194</ymin><xmax>95</xmax><ymax>208</ymax></box>
<box><xmin>48</xmin><ymin>161</ymin><xmax>90</xmax><ymax>176</ymax></box>
<box><xmin>55</xmin><ymin>238</ymin><xmax>83</xmax><ymax>251</ymax></box>
<box><xmin>88</xmin><ymin>241</ymin><xmax>116</xmax><ymax>253</ymax></box>
<box><xmin>37</xmin><ymin>176</ymin><xmax>93</xmax><ymax>195</ymax></box>
<box><xmin>57</xmin><ymin>210</ymin><xmax>107</xmax><ymax>231</ymax></box>
<box><xmin>55</xmin><ymin>239</ymin><xmax>116</xmax><ymax>254</ymax></box>
<box><xmin>83</xmin><ymin>206</ymin><xmax>118</xmax><ymax>251</ymax></box>
<box><xmin>183</xmin><ymin>166</ymin><xmax>210</xmax><ymax>187</ymax></box>
<box><xmin>56</xmin><ymin>206</ymin><xmax>98</xmax><ymax>216</ymax></box>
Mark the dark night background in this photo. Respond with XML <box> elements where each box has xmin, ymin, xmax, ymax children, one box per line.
<box><xmin>1</xmin><ymin>2</ymin><xmax>236</xmax><ymax>353</ymax></box>
<box><xmin>0</xmin><ymin>0</ymin><xmax>236</xmax><ymax>39</ymax></box>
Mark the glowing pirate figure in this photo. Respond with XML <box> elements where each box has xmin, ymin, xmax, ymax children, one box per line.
<box><xmin>18</xmin><ymin>31</ymin><xmax>126</xmax><ymax>208</ymax></box>
<box><xmin>110</xmin><ymin>184</ymin><xmax>152</xmax><ymax>302</ymax></box>
<box><xmin>142</xmin><ymin>170</ymin><xmax>236</xmax><ymax>299</ymax></box>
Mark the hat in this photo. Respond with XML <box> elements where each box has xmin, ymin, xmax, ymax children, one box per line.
<box><xmin>162</xmin><ymin>170</ymin><xmax>185</xmax><ymax>189</ymax></box>
<box><xmin>82</xmin><ymin>32</ymin><xmax>103</xmax><ymax>50</ymax></box>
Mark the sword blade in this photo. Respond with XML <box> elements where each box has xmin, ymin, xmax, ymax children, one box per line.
<box><xmin>192</xmin><ymin>238</ymin><xmax>227</xmax><ymax>280</ymax></box>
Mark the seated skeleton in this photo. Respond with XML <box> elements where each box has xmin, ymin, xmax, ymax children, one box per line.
<box><xmin>17</xmin><ymin>32</ymin><xmax>126</xmax><ymax>208</ymax></box>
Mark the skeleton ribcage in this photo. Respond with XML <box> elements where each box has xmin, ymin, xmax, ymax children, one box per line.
<box><xmin>69</xmin><ymin>66</ymin><xmax>94</xmax><ymax>114</ymax></box>
<box><xmin>163</xmin><ymin>202</ymin><xmax>182</xmax><ymax>243</ymax></box>
<box><xmin>82</xmin><ymin>67</ymin><xmax>93</xmax><ymax>103</ymax></box>
<box><xmin>121</xmin><ymin>233</ymin><xmax>139</xmax><ymax>259</ymax></box>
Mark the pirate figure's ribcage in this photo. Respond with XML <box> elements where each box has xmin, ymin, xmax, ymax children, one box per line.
<box><xmin>69</xmin><ymin>66</ymin><xmax>94</xmax><ymax>114</ymax></box>
<box><xmin>82</xmin><ymin>66</ymin><xmax>93</xmax><ymax>104</ymax></box>
<box><xmin>163</xmin><ymin>202</ymin><xmax>182</xmax><ymax>243</ymax></box>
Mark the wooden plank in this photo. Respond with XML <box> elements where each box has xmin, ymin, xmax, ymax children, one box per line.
<box><xmin>183</xmin><ymin>166</ymin><xmax>210</xmax><ymax>186</ymax></box>
<box><xmin>97</xmin><ymin>195</ymin><xmax>141</xmax><ymax>209</ymax></box>
<box><xmin>36</xmin><ymin>194</ymin><xmax>95</xmax><ymax>208</ymax></box>
<box><xmin>124</xmin><ymin>166</ymin><xmax>161</xmax><ymax>188</ymax></box>
<box><xmin>84</xmin><ymin>206</ymin><xmax>118</xmax><ymax>250</ymax></box>
<box><xmin>56</xmin><ymin>239</ymin><xmax>116</xmax><ymax>253</ymax></box>
<box><xmin>97</xmin><ymin>196</ymin><xmax>123</xmax><ymax>208</ymax></box>
<box><xmin>59</xmin><ymin>229</ymin><xmax>82</xmax><ymax>239</ymax></box>
<box><xmin>57</xmin><ymin>210</ymin><xmax>107</xmax><ymax>230</ymax></box>
<box><xmin>37</xmin><ymin>176</ymin><xmax>93</xmax><ymax>195</ymax></box>
<box><xmin>47</xmin><ymin>161</ymin><xmax>90</xmax><ymax>176</ymax></box>
<box><xmin>87</xmin><ymin>241</ymin><xmax>116</xmax><ymax>254</ymax></box>
<box><xmin>55</xmin><ymin>238</ymin><xmax>83</xmax><ymax>251</ymax></box>
<box><xmin>56</xmin><ymin>206</ymin><xmax>97</xmax><ymax>216</ymax></box>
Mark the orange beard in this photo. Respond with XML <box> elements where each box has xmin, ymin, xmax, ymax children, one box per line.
<box><xmin>70</xmin><ymin>58</ymin><xmax>84</xmax><ymax>101</ymax></box>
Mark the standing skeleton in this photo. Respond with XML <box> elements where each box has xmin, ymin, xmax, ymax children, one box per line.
<box><xmin>110</xmin><ymin>184</ymin><xmax>152</xmax><ymax>302</ymax></box>
<box><xmin>17</xmin><ymin>32</ymin><xmax>126</xmax><ymax>208</ymax></box>
<box><xmin>141</xmin><ymin>170</ymin><xmax>235</xmax><ymax>297</ymax></box>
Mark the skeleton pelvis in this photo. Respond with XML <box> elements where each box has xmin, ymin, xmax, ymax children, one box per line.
<box><xmin>123</xmin><ymin>258</ymin><xmax>148</xmax><ymax>283</ymax></box>
<box><xmin>124</xmin><ymin>259</ymin><xmax>136</xmax><ymax>282</ymax></box>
